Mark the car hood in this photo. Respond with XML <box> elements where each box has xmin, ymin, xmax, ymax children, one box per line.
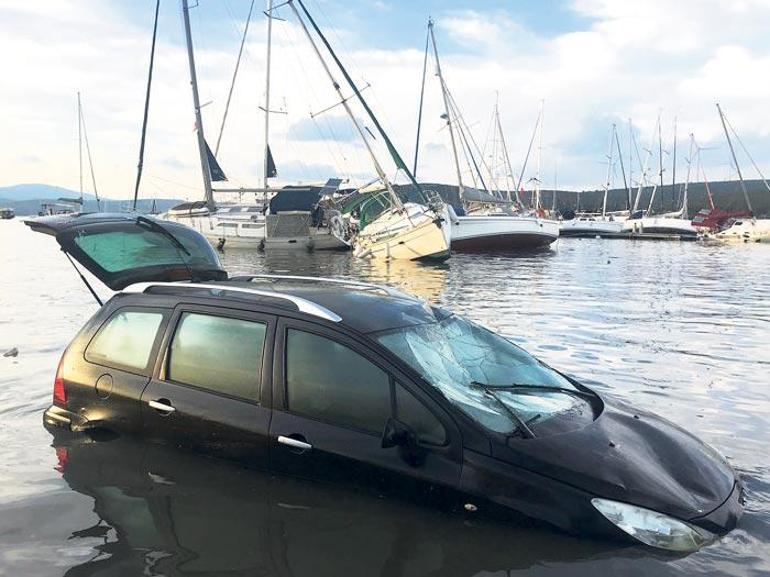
<box><xmin>492</xmin><ymin>398</ymin><xmax>737</xmax><ymax>521</ymax></box>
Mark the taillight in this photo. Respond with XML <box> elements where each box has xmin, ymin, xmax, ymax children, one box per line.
<box><xmin>53</xmin><ymin>353</ymin><xmax>67</xmax><ymax>407</ymax></box>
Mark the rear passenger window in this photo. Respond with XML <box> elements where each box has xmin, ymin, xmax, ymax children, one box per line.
<box><xmin>87</xmin><ymin>310</ymin><xmax>166</xmax><ymax>372</ymax></box>
<box><xmin>168</xmin><ymin>313</ymin><xmax>267</xmax><ymax>402</ymax></box>
<box><xmin>286</xmin><ymin>329</ymin><xmax>391</xmax><ymax>434</ymax></box>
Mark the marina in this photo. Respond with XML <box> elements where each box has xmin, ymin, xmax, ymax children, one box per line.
<box><xmin>2</xmin><ymin>0</ymin><xmax>770</xmax><ymax>575</ymax></box>
<box><xmin>1</xmin><ymin>219</ymin><xmax>769</xmax><ymax>575</ymax></box>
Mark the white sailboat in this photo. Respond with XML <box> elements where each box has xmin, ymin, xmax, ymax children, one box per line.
<box><xmin>285</xmin><ymin>2</ymin><xmax>450</xmax><ymax>261</ymax></box>
<box><xmin>164</xmin><ymin>0</ymin><xmax>348</xmax><ymax>251</ymax></box>
<box><xmin>711</xmin><ymin>103</ymin><xmax>770</xmax><ymax>243</ymax></box>
<box><xmin>561</xmin><ymin>124</ymin><xmax>625</xmax><ymax>237</ymax></box>
<box><xmin>415</xmin><ymin>20</ymin><xmax>557</xmax><ymax>251</ymax></box>
<box><xmin>622</xmin><ymin>115</ymin><xmax>697</xmax><ymax>238</ymax></box>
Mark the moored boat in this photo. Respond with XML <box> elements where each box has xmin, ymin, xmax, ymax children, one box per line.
<box><xmin>560</xmin><ymin>216</ymin><xmax>624</xmax><ymax>237</ymax></box>
<box><xmin>451</xmin><ymin>210</ymin><xmax>558</xmax><ymax>249</ymax></box>
<box><xmin>713</xmin><ymin>218</ymin><xmax>770</xmax><ymax>243</ymax></box>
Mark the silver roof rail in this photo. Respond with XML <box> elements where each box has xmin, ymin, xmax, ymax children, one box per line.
<box><xmin>231</xmin><ymin>274</ymin><xmax>409</xmax><ymax>298</ymax></box>
<box><xmin>122</xmin><ymin>282</ymin><xmax>342</xmax><ymax>323</ymax></box>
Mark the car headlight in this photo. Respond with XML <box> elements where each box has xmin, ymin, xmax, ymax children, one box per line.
<box><xmin>592</xmin><ymin>498</ymin><xmax>716</xmax><ymax>552</ymax></box>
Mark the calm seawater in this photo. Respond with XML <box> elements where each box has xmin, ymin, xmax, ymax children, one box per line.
<box><xmin>1</xmin><ymin>218</ymin><xmax>768</xmax><ymax>577</ymax></box>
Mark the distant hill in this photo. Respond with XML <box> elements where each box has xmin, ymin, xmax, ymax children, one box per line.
<box><xmin>0</xmin><ymin>184</ymin><xmax>183</xmax><ymax>216</ymax></box>
<box><xmin>400</xmin><ymin>179</ymin><xmax>769</xmax><ymax>217</ymax></box>
<box><xmin>0</xmin><ymin>183</ymin><xmax>96</xmax><ymax>203</ymax></box>
<box><xmin>537</xmin><ymin>179</ymin><xmax>770</xmax><ymax>217</ymax></box>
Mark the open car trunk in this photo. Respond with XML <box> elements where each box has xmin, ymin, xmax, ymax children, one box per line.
<box><xmin>25</xmin><ymin>213</ymin><xmax>228</xmax><ymax>290</ymax></box>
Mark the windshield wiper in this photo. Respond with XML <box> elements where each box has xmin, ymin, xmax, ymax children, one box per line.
<box><xmin>469</xmin><ymin>382</ymin><xmax>537</xmax><ymax>439</ymax></box>
<box><xmin>473</xmin><ymin>382</ymin><xmax>596</xmax><ymax>400</ymax></box>
<box><xmin>137</xmin><ymin>216</ymin><xmax>191</xmax><ymax>256</ymax></box>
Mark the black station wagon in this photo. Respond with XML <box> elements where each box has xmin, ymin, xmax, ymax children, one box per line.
<box><xmin>27</xmin><ymin>213</ymin><xmax>744</xmax><ymax>552</ymax></box>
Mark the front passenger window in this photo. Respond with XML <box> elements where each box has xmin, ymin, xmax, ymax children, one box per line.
<box><xmin>286</xmin><ymin>329</ymin><xmax>391</xmax><ymax>434</ymax></box>
<box><xmin>395</xmin><ymin>384</ymin><xmax>447</xmax><ymax>446</ymax></box>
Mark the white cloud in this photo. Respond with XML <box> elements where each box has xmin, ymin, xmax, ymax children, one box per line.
<box><xmin>2</xmin><ymin>0</ymin><xmax>770</xmax><ymax>198</ymax></box>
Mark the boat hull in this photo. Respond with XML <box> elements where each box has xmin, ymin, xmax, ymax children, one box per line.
<box><xmin>713</xmin><ymin>219</ymin><xmax>770</xmax><ymax>243</ymax></box>
<box><xmin>354</xmin><ymin>204</ymin><xmax>451</xmax><ymax>261</ymax></box>
<box><xmin>560</xmin><ymin>218</ymin><xmax>624</xmax><ymax>238</ymax></box>
<box><xmin>622</xmin><ymin>217</ymin><xmax>698</xmax><ymax>238</ymax></box>
<box><xmin>163</xmin><ymin>212</ymin><xmax>348</xmax><ymax>250</ymax></box>
<box><xmin>450</xmin><ymin>215</ymin><xmax>559</xmax><ymax>251</ymax></box>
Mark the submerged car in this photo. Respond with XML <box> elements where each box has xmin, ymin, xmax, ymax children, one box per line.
<box><xmin>27</xmin><ymin>213</ymin><xmax>744</xmax><ymax>552</ymax></box>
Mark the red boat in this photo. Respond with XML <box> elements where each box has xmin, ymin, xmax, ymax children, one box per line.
<box><xmin>691</xmin><ymin>208</ymin><xmax>752</xmax><ymax>232</ymax></box>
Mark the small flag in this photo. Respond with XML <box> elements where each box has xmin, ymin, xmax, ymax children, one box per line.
<box><xmin>204</xmin><ymin>140</ymin><xmax>227</xmax><ymax>181</ymax></box>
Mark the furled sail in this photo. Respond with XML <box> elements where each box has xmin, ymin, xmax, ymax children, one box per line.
<box><xmin>266</xmin><ymin>145</ymin><xmax>277</xmax><ymax>178</ymax></box>
<box><xmin>204</xmin><ymin>140</ymin><xmax>228</xmax><ymax>181</ymax></box>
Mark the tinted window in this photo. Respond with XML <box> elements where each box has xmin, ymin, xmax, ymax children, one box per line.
<box><xmin>72</xmin><ymin>220</ymin><xmax>221</xmax><ymax>273</ymax></box>
<box><xmin>168</xmin><ymin>313</ymin><xmax>267</xmax><ymax>402</ymax></box>
<box><xmin>86</xmin><ymin>310</ymin><xmax>165</xmax><ymax>371</ymax></box>
<box><xmin>286</xmin><ymin>329</ymin><xmax>391</xmax><ymax>434</ymax></box>
<box><xmin>395</xmin><ymin>384</ymin><xmax>446</xmax><ymax>445</ymax></box>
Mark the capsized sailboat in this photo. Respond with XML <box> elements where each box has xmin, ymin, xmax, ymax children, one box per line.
<box><xmin>288</xmin><ymin>1</ymin><xmax>450</xmax><ymax>261</ymax></box>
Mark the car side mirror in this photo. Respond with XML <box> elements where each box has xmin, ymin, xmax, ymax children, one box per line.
<box><xmin>381</xmin><ymin>417</ymin><xmax>417</xmax><ymax>449</ymax></box>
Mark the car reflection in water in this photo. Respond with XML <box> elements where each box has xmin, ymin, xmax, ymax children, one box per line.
<box><xmin>52</xmin><ymin>433</ymin><xmax>643</xmax><ymax>577</ymax></box>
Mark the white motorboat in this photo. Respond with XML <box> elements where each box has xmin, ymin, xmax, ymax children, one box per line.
<box><xmin>713</xmin><ymin>219</ymin><xmax>770</xmax><ymax>243</ymax></box>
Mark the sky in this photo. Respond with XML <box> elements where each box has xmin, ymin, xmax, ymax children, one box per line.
<box><xmin>2</xmin><ymin>0</ymin><xmax>770</xmax><ymax>201</ymax></box>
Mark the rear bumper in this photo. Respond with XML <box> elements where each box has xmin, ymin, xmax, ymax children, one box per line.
<box><xmin>43</xmin><ymin>405</ymin><xmax>89</xmax><ymax>432</ymax></box>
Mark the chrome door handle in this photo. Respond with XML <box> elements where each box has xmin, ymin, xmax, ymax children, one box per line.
<box><xmin>149</xmin><ymin>400</ymin><xmax>176</xmax><ymax>413</ymax></box>
<box><xmin>278</xmin><ymin>435</ymin><xmax>312</xmax><ymax>451</ymax></box>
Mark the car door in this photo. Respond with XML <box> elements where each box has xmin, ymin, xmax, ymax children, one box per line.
<box><xmin>75</xmin><ymin>306</ymin><xmax>172</xmax><ymax>434</ymax></box>
<box><xmin>270</xmin><ymin>318</ymin><xmax>463</xmax><ymax>502</ymax></box>
<box><xmin>140</xmin><ymin>305</ymin><xmax>275</xmax><ymax>468</ymax></box>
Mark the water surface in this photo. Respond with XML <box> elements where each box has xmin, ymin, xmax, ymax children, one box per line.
<box><xmin>1</xmin><ymin>219</ymin><xmax>768</xmax><ymax>576</ymax></box>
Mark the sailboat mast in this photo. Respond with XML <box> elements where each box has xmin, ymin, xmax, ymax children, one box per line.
<box><xmin>682</xmin><ymin>133</ymin><xmax>694</xmax><ymax>220</ymax></box>
<box><xmin>645</xmin><ymin>113</ymin><xmax>661</xmax><ymax>214</ymax></box>
<box><xmin>412</xmin><ymin>24</ymin><xmax>430</xmax><ymax>177</ymax></box>
<box><xmin>496</xmin><ymin>101</ymin><xmax>519</xmax><ymax>206</ymax></box>
<box><xmin>181</xmin><ymin>0</ymin><xmax>215</xmax><ymax>210</ymax></box>
<box><xmin>263</xmin><ymin>0</ymin><xmax>274</xmax><ymax>203</ymax></box>
<box><xmin>428</xmin><ymin>19</ymin><xmax>465</xmax><ymax>201</ymax></box>
<box><xmin>716</xmin><ymin>103</ymin><xmax>753</xmax><ymax>215</ymax></box>
<box><xmin>215</xmin><ymin>0</ymin><xmax>254</xmax><ymax>157</ymax></box>
<box><xmin>535</xmin><ymin>99</ymin><xmax>544</xmax><ymax>212</ymax></box>
<box><xmin>628</xmin><ymin>119</ymin><xmax>634</xmax><ymax>209</ymax></box>
<box><xmin>635</xmin><ymin>116</ymin><xmax>657</xmax><ymax>213</ymax></box>
<box><xmin>671</xmin><ymin>117</ymin><xmax>677</xmax><ymax>211</ymax></box>
<box><xmin>514</xmin><ymin>109</ymin><xmax>540</xmax><ymax>197</ymax></box>
<box><xmin>287</xmin><ymin>0</ymin><xmax>402</xmax><ymax>209</ymax></box>
<box><xmin>602</xmin><ymin>125</ymin><xmax>614</xmax><ymax>218</ymax></box>
<box><xmin>614</xmin><ymin>123</ymin><xmax>629</xmax><ymax>210</ymax></box>
<box><xmin>77</xmin><ymin>91</ymin><xmax>83</xmax><ymax>202</ymax></box>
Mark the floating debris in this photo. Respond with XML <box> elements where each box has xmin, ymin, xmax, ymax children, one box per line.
<box><xmin>3</xmin><ymin>347</ymin><xmax>18</xmax><ymax>358</ymax></box>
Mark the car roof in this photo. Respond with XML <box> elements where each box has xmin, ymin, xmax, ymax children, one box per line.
<box><xmin>122</xmin><ymin>275</ymin><xmax>442</xmax><ymax>334</ymax></box>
